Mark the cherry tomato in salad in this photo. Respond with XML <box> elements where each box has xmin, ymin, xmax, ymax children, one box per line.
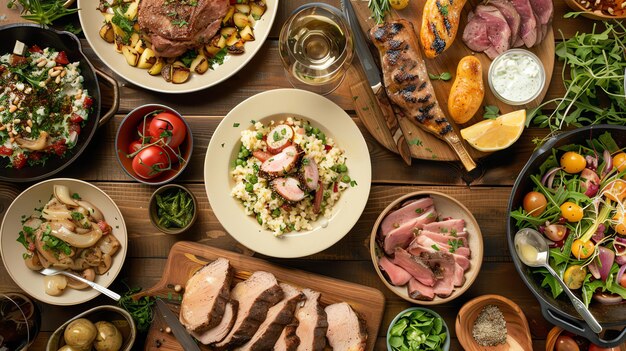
<box><xmin>12</xmin><ymin>153</ymin><xmax>27</xmax><ymax>169</ymax></box>
<box><xmin>0</xmin><ymin>146</ymin><xmax>13</xmax><ymax>156</ymax></box>
<box><xmin>589</xmin><ymin>345</ymin><xmax>619</xmax><ymax>351</ymax></box>
<box><xmin>28</xmin><ymin>45</ymin><xmax>43</xmax><ymax>53</ymax></box>
<box><xmin>48</xmin><ymin>140</ymin><xmax>67</xmax><ymax>156</ymax></box>
<box><xmin>619</xmin><ymin>272</ymin><xmax>626</xmax><ymax>289</ymax></box>
<box><xmin>563</xmin><ymin>265</ymin><xmax>587</xmax><ymax>289</ymax></box>
<box><xmin>83</xmin><ymin>96</ymin><xmax>93</xmax><ymax>109</ymax></box>
<box><xmin>128</xmin><ymin>140</ymin><xmax>144</xmax><ymax>154</ymax></box>
<box><xmin>613</xmin><ymin>152</ymin><xmax>626</xmax><ymax>173</ymax></box>
<box><xmin>69</xmin><ymin>113</ymin><xmax>84</xmax><ymax>123</ymax></box>
<box><xmin>131</xmin><ymin>146</ymin><xmax>170</xmax><ymax>179</ymax></box>
<box><xmin>603</xmin><ymin>180</ymin><xmax>626</xmax><ymax>203</ymax></box>
<box><xmin>560</xmin><ymin>202</ymin><xmax>584</xmax><ymax>222</ymax></box>
<box><xmin>560</xmin><ymin>151</ymin><xmax>586</xmax><ymax>173</ymax></box>
<box><xmin>555</xmin><ymin>335</ymin><xmax>580</xmax><ymax>351</ymax></box>
<box><xmin>55</xmin><ymin>51</ymin><xmax>69</xmax><ymax>65</ymax></box>
<box><xmin>148</xmin><ymin>112</ymin><xmax>186</xmax><ymax>148</ymax></box>
<box><xmin>69</xmin><ymin>123</ymin><xmax>81</xmax><ymax>135</ymax></box>
<box><xmin>613</xmin><ymin>209</ymin><xmax>626</xmax><ymax>235</ymax></box>
<box><xmin>571</xmin><ymin>239</ymin><xmax>595</xmax><ymax>259</ymax></box>
<box><xmin>523</xmin><ymin>191</ymin><xmax>547</xmax><ymax>217</ymax></box>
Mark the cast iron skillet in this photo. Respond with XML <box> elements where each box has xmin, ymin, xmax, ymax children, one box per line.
<box><xmin>0</xmin><ymin>23</ymin><xmax>119</xmax><ymax>182</ymax></box>
<box><xmin>507</xmin><ymin>124</ymin><xmax>626</xmax><ymax>347</ymax></box>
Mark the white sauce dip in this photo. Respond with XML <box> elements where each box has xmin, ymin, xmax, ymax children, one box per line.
<box><xmin>490</xmin><ymin>50</ymin><xmax>544</xmax><ymax>104</ymax></box>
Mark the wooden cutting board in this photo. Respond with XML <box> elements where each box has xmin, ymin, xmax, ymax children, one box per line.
<box><xmin>136</xmin><ymin>241</ymin><xmax>386</xmax><ymax>351</ymax></box>
<box><xmin>349</xmin><ymin>0</ymin><xmax>555</xmax><ymax>161</ymax></box>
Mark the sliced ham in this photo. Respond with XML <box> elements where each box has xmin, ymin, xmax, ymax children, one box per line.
<box><xmin>453</xmin><ymin>263</ymin><xmax>466</xmax><ymax>287</ymax></box>
<box><xmin>509</xmin><ymin>0</ymin><xmax>538</xmax><ymax>47</ymax></box>
<box><xmin>274</xmin><ymin>320</ymin><xmax>300</xmax><ymax>351</ymax></box>
<box><xmin>488</xmin><ymin>0</ymin><xmax>521</xmax><ymax>46</ymax></box>
<box><xmin>266</xmin><ymin>124</ymin><xmax>294</xmax><ymax>154</ymax></box>
<box><xmin>383</xmin><ymin>217</ymin><xmax>419</xmax><ymax>255</ymax></box>
<box><xmin>214</xmin><ymin>271</ymin><xmax>284</xmax><ymax>349</ymax></box>
<box><xmin>295</xmin><ymin>289</ymin><xmax>328</xmax><ymax>351</ymax></box>
<box><xmin>422</xmin><ymin>219</ymin><xmax>465</xmax><ymax>235</ymax></box>
<box><xmin>380</xmin><ymin>197</ymin><xmax>434</xmax><ymax>235</ymax></box>
<box><xmin>325</xmin><ymin>302</ymin><xmax>367</xmax><ymax>351</ymax></box>
<box><xmin>414</xmin><ymin>235</ymin><xmax>471</xmax><ymax>258</ymax></box>
<box><xmin>418</xmin><ymin>251</ymin><xmax>456</xmax><ymax>297</ymax></box>
<box><xmin>392</xmin><ymin>248</ymin><xmax>436</xmax><ymax>286</ymax></box>
<box><xmin>379</xmin><ymin>256</ymin><xmax>412</xmax><ymax>286</ymax></box>
<box><xmin>236</xmin><ymin>284</ymin><xmax>304</xmax><ymax>351</ymax></box>
<box><xmin>261</xmin><ymin>145</ymin><xmax>301</xmax><ymax>178</ymax></box>
<box><xmin>192</xmin><ymin>301</ymin><xmax>238</xmax><ymax>345</ymax></box>
<box><xmin>419</xmin><ymin>230</ymin><xmax>468</xmax><ymax>248</ymax></box>
<box><xmin>271</xmin><ymin>177</ymin><xmax>306</xmax><ymax>203</ymax></box>
<box><xmin>301</xmin><ymin>157</ymin><xmax>319</xmax><ymax>191</ymax></box>
<box><xmin>407</xmin><ymin>278</ymin><xmax>435</xmax><ymax>300</ymax></box>
<box><xmin>408</xmin><ymin>241</ymin><xmax>471</xmax><ymax>271</ymax></box>
<box><xmin>179</xmin><ymin>258</ymin><xmax>233</xmax><ymax>333</ymax></box>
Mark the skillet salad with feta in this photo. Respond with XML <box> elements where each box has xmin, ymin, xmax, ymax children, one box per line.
<box><xmin>0</xmin><ymin>41</ymin><xmax>93</xmax><ymax>169</ymax></box>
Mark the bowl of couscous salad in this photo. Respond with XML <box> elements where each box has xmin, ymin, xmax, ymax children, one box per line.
<box><xmin>204</xmin><ymin>89</ymin><xmax>371</xmax><ymax>258</ymax></box>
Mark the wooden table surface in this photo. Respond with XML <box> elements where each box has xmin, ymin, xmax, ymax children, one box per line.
<box><xmin>0</xmin><ymin>1</ymin><xmax>616</xmax><ymax>350</ymax></box>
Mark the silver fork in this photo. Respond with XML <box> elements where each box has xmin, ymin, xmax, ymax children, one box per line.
<box><xmin>39</xmin><ymin>268</ymin><xmax>121</xmax><ymax>301</ymax></box>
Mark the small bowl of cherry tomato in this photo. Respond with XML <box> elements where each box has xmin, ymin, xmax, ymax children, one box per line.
<box><xmin>546</xmin><ymin>326</ymin><xmax>625</xmax><ymax>351</ymax></box>
<box><xmin>115</xmin><ymin>104</ymin><xmax>193</xmax><ymax>185</ymax></box>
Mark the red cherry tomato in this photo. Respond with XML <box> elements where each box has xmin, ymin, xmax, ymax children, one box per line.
<box><xmin>589</xmin><ymin>345</ymin><xmax>619</xmax><ymax>351</ymax></box>
<box><xmin>161</xmin><ymin>144</ymin><xmax>180</xmax><ymax>165</ymax></box>
<box><xmin>48</xmin><ymin>140</ymin><xmax>67</xmax><ymax>156</ymax></box>
<box><xmin>69</xmin><ymin>123</ymin><xmax>81</xmax><ymax>135</ymax></box>
<box><xmin>128</xmin><ymin>140</ymin><xmax>144</xmax><ymax>154</ymax></box>
<box><xmin>620</xmin><ymin>272</ymin><xmax>626</xmax><ymax>289</ymax></box>
<box><xmin>55</xmin><ymin>51</ymin><xmax>69</xmax><ymax>65</ymax></box>
<box><xmin>70</xmin><ymin>113</ymin><xmax>84</xmax><ymax>123</ymax></box>
<box><xmin>0</xmin><ymin>146</ymin><xmax>13</xmax><ymax>156</ymax></box>
<box><xmin>83</xmin><ymin>96</ymin><xmax>93</xmax><ymax>109</ymax></box>
<box><xmin>29</xmin><ymin>45</ymin><xmax>43</xmax><ymax>53</ymax></box>
<box><xmin>148</xmin><ymin>112</ymin><xmax>186</xmax><ymax>148</ymax></box>
<box><xmin>555</xmin><ymin>335</ymin><xmax>579</xmax><ymax>351</ymax></box>
<box><xmin>13</xmin><ymin>153</ymin><xmax>27</xmax><ymax>169</ymax></box>
<box><xmin>131</xmin><ymin>146</ymin><xmax>170</xmax><ymax>179</ymax></box>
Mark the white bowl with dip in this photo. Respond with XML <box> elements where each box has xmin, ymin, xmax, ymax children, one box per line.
<box><xmin>488</xmin><ymin>49</ymin><xmax>546</xmax><ymax>106</ymax></box>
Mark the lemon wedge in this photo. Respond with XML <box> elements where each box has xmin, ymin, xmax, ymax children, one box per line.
<box><xmin>460</xmin><ymin>109</ymin><xmax>526</xmax><ymax>152</ymax></box>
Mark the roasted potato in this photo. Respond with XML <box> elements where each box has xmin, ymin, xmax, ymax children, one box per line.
<box><xmin>233</xmin><ymin>13</ymin><xmax>250</xmax><ymax>29</ymax></box>
<box><xmin>222</xmin><ymin>6</ymin><xmax>235</xmax><ymax>26</ymax></box>
<box><xmin>227</xmin><ymin>40</ymin><xmax>245</xmax><ymax>55</ymax></box>
<box><xmin>99</xmin><ymin>23</ymin><xmax>114</xmax><ymax>43</ymax></box>
<box><xmin>114</xmin><ymin>35</ymin><xmax>125</xmax><ymax>53</ymax></box>
<box><xmin>134</xmin><ymin>39</ymin><xmax>145</xmax><ymax>54</ymax></box>
<box><xmin>161</xmin><ymin>63</ymin><xmax>172</xmax><ymax>82</ymax></box>
<box><xmin>235</xmin><ymin>4</ymin><xmax>250</xmax><ymax>14</ymax></box>
<box><xmin>137</xmin><ymin>48</ymin><xmax>157</xmax><ymax>69</ymax></box>
<box><xmin>148</xmin><ymin>57</ymin><xmax>165</xmax><ymax>75</ymax></box>
<box><xmin>250</xmin><ymin>1</ymin><xmax>266</xmax><ymax>20</ymax></box>
<box><xmin>205</xmin><ymin>34</ymin><xmax>227</xmax><ymax>57</ymax></box>
<box><xmin>447</xmin><ymin>56</ymin><xmax>484</xmax><ymax>124</ymax></box>
<box><xmin>221</xmin><ymin>27</ymin><xmax>237</xmax><ymax>38</ymax></box>
<box><xmin>129</xmin><ymin>32</ymin><xmax>140</xmax><ymax>48</ymax></box>
<box><xmin>171</xmin><ymin>62</ymin><xmax>190</xmax><ymax>84</ymax></box>
<box><xmin>225</xmin><ymin>32</ymin><xmax>240</xmax><ymax>47</ymax></box>
<box><xmin>239</xmin><ymin>26</ymin><xmax>255</xmax><ymax>41</ymax></box>
<box><xmin>122</xmin><ymin>46</ymin><xmax>140</xmax><ymax>66</ymax></box>
<box><xmin>190</xmin><ymin>54</ymin><xmax>209</xmax><ymax>74</ymax></box>
<box><xmin>124</xmin><ymin>0</ymin><xmax>139</xmax><ymax>20</ymax></box>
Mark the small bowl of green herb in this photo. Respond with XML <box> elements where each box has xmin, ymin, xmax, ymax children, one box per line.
<box><xmin>387</xmin><ymin>307</ymin><xmax>450</xmax><ymax>351</ymax></box>
<box><xmin>149</xmin><ymin>184</ymin><xmax>197</xmax><ymax>235</ymax></box>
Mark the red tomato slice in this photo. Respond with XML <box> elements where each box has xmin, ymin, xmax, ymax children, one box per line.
<box><xmin>70</xmin><ymin>113</ymin><xmax>84</xmax><ymax>123</ymax></box>
<box><xmin>0</xmin><ymin>146</ymin><xmax>13</xmax><ymax>156</ymax></box>
<box><xmin>13</xmin><ymin>153</ymin><xmax>27</xmax><ymax>169</ymax></box>
<box><xmin>83</xmin><ymin>96</ymin><xmax>93</xmax><ymax>109</ymax></box>
<box><xmin>55</xmin><ymin>51</ymin><xmax>69</xmax><ymax>65</ymax></box>
<box><xmin>148</xmin><ymin>112</ymin><xmax>186</xmax><ymax>148</ymax></box>
<box><xmin>131</xmin><ymin>145</ymin><xmax>170</xmax><ymax>179</ymax></box>
<box><xmin>29</xmin><ymin>45</ymin><xmax>43</xmax><ymax>53</ymax></box>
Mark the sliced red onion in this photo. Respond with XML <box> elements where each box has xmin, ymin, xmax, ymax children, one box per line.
<box><xmin>615</xmin><ymin>238</ymin><xmax>626</xmax><ymax>265</ymax></box>
<box><xmin>591</xmin><ymin>223</ymin><xmax>606</xmax><ymax>243</ymax></box>
<box><xmin>593</xmin><ymin>292</ymin><xmax>623</xmax><ymax>304</ymax></box>
<box><xmin>617</xmin><ymin>255</ymin><xmax>626</xmax><ymax>266</ymax></box>
<box><xmin>598</xmin><ymin>246</ymin><xmax>615</xmax><ymax>281</ymax></box>
<box><xmin>586</xmin><ymin>155</ymin><xmax>598</xmax><ymax>171</ymax></box>
<box><xmin>617</xmin><ymin>264</ymin><xmax>626</xmax><ymax>285</ymax></box>
<box><xmin>602</xmin><ymin>149</ymin><xmax>613</xmax><ymax>177</ymax></box>
<box><xmin>588</xmin><ymin>260</ymin><xmax>601</xmax><ymax>279</ymax></box>
<box><xmin>580</xmin><ymin>168</ymin><xmax>601</xmax><ymax>197</ymax></box>
<box><xmin>541</xmin><ymin>167</ymin><xmax>562</xmax><ymax>188</ymax></box>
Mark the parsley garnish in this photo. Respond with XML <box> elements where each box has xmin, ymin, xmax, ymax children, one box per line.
<box><xmin>172</xmin><ymin>19</ymin><xmax>188</xmax><ymax>27</ymax></box>
<box><xmin>483</xmin><ymin>105</ymin><xmax>500</xmax><ymax>119</ymax></box>
<box><xmin>233</xmin><ymin>123</ymin><xmax>240</xmax><ymax>127</ymax></box>
<box><xmin>448</xmin><ymin>239</ymin><xmax>463</xmax><ymax>253</ymax></box>
<box><xmin>431</xmin><ymin>244</ymin><xmax>440</xmax><ymax>251</ymax></box>
<box><xmin>428</xmin><ymin>72</ymin><xmax>452</xmax><ymax>81</ymax></box>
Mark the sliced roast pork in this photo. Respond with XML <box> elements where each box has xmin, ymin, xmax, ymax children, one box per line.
<box><xmin>214</xmin><ymin>271</ymin><xmax>284</xmax><ymax>349</ymax></box>
<box><xmin>379</xmin><ymin>256</ymin><xmax>412</xmax><ymax>286</ymax></box>
<box><xmin>266</xmin><ymin>125</ymin><xmax>294</xmax><ymax>154</ymax></box>
<box><xmin>414</xmin><ymin>235</ymin><xmax>471</xmax><ymax>258</ymax></box>
<box><xmin>300</xmin><ymin>157</ymin><xmax>319</xmax><ymax>191</ymax></box>
<box><xmin>236</xmin><ymin>284</ymin><xmax>304</xmax><ymax>351</ymax></box>
<box><xmin>383</xmin><ymin>218</ymin><xmax>419</xmax><ymax>255</ymax></box>
<box><xmin>382</xmin><ymin>206</ymin><xmax>436</xmax><ymax>246</ymax></box>
<box><xmin>420</xmin><ymin>230</ymin><xmax>468</xmax><ymax>247</ymax></box>
<box><xmin>488</xmin><ymin>0</ymin><xmax>521</xmax><ymax>46</ymax></box>
<box><xmin>274</xmin><ymin>320</ymin><xmax>300</xmax><ymax>351</ymax></box>
<box><xmin>325</xmin><ymin>302</ymin><xmax>367</xmax><ymax>351</ymax></box>
<box><xmin>408</xmin><ymin>278</ymin><xmax>435</xmax><ymax>300</ymax></box>
<box><xmin>260</xmin><ymin>145</ymin><xmax>301</xmax><ymax>178</ymax></box>
<box><xmin>408</xmin><ymin>239</ymin><xmax>471</xmax><ymax>271</ymax></box>
<box><xmin>380</xmin><ymin>197</ymin><xmax>434</xmax><ymax>235</ymax></box>
<box><xmin>509</xmin><ymin>0</ymin><xmax>538</xmax><ymax>47</ymax></box>
<box><xmin>192</xmin><ymin>301</ymin><xmax>238</xmax><ymax>345</ymax></box>
<box><xmin>422</xmin><ymin>219</ymin><xmax>465</xmax><ymax>234</ymax></box>
<box><xmin>179</xmin><ymin>258</ymin><xmax>232</xmax><ymax>333</ymax></box>
<box><xmin>271</xmin><ymin>177</ymin><xmax>306</xmax><ymax>203</ymax></box>
<box><xmin>418</xmin><ymin>251</ymin><xmax>456</xmax><ymax>297</ymax></box>
<box><xmin>295</xmin><ymin>289</ymin><xmax>328</xmax><ymax>351</ymax></box>
<box><xmin>392</xmin><ymin>248</ymin><xmax>436</xmax><ymax>286</ymax></box>
<box><xmin>453</xmin><ymin>263</ymin><xmax>466</xmax><ymax>287</ymax></box>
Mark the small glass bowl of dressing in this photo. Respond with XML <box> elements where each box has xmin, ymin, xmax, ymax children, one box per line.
<box><xmin>488</xmin><ymin>49</ymin><xmax>546</xmax><ymax>106</ymax></box>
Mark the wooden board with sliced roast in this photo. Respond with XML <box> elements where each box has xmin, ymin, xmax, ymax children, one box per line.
<box><xmin>137</xmin><ymin>242</ymin><xmax>384</xmax><ymax>351</ymax></box>
<box><xmin>375</xmin><ymin>196</ymin><xmax>473</xmax><ymax>301</ymax></box>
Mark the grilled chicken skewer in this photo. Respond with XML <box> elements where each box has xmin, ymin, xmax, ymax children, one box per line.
<box><xmin>369</xmin><ymin>20</ymin><xmax>476</xmax><ymax>171</ymax></box>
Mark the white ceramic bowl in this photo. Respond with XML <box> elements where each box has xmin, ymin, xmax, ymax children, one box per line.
<box><xmin>0</xmin><ymin>178</ymin><xmax>127</xmax><ymax>305</ymax></box>
<box><xmin>77</xmin><ymin>0</ymin><xmax>278</xmax><ymax>93</ymax></box>
<box><xmin>204</xmin><ymin>89</ymin><xmax>371</xmax><ymax>258</ymax></box>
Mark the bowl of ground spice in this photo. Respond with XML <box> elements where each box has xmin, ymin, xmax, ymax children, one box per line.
<box><xmin>456</xmin><ymin>294</ymin><xmax>532</xmax><ymax>351</ymax></box>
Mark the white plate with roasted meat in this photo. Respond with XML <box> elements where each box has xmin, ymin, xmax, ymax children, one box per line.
<box><xmin>370</xmin><ymin>191</ymin><xmax>484</xmax><ymax>305</ymax></box>
<box><xmin>78</xmin><ymin>0</ymin><xmax>278</xmax><ymax>93</ymax></box>
<box><xmin>204</xmin><ymin>89</ymin><xmax>371</xmax><ymax>258</ymax></box>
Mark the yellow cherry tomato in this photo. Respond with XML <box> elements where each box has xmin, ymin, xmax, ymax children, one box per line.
<box><xmin>571</xmin><ymin>239</ymin><xmax>595</xmax><ymax>259</ymax></box>
<box><xmin>560</xmin><ymin>202</ymin><xmax>584</xmax><ymax>222</ymax></box>
<box><xmin>613</xmin><ymin>210</ymin><xmax>626</xmax><ymax>235</ymax></box>
<box><xmin>560</xmin><ymin>151</ymin><xmax>587</xmax><ymax>173</ymax></box>
<box><xmin>389</xmin><ymin>0</ymin><xmax>409</xmax><ymax>10</ymax></box>
<box><xmin>523</xmin><ymin>191</ymin><xmax>547</xmax><ymax>217</ymax></box>
<box><xmin>603</xmin><ymin>179</ymin><xmax>626</xmax><ymax>203</ymax></box>
<box><xmin>563</xmin><ymin>265</ymin><xmax>587</xmax><ymax>289</ymax></box>
<box><xmin>613</xmin><ymin>152</ymin><xmax>626</xmax><ymax>173</ymax></box>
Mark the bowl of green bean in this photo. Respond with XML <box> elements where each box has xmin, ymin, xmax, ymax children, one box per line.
<box><xmin>149</xmin><ymin>184</ymin><xmax>197</xmax><ymax>234</ymax></box>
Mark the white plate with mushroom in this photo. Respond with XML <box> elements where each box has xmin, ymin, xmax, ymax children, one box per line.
<box><xmin>0</xmin><ymin>178</ymin><xmax>127</xmax><ymax>305</ymax></box>
<box><xmin>204</xmin><ymin>89</ymin><xmax>371</xmax><ymax>258</ymax></box>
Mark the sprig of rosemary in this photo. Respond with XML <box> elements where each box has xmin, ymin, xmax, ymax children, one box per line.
<box><xmin>368</xmin><ymin>0</ymin><xmax>390</xmax><ymax>24</ymax></box>
<box><xmin>7</xmin><ymin>0</ymin><xmax>78</xmax><ymax>26</ymax></box>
